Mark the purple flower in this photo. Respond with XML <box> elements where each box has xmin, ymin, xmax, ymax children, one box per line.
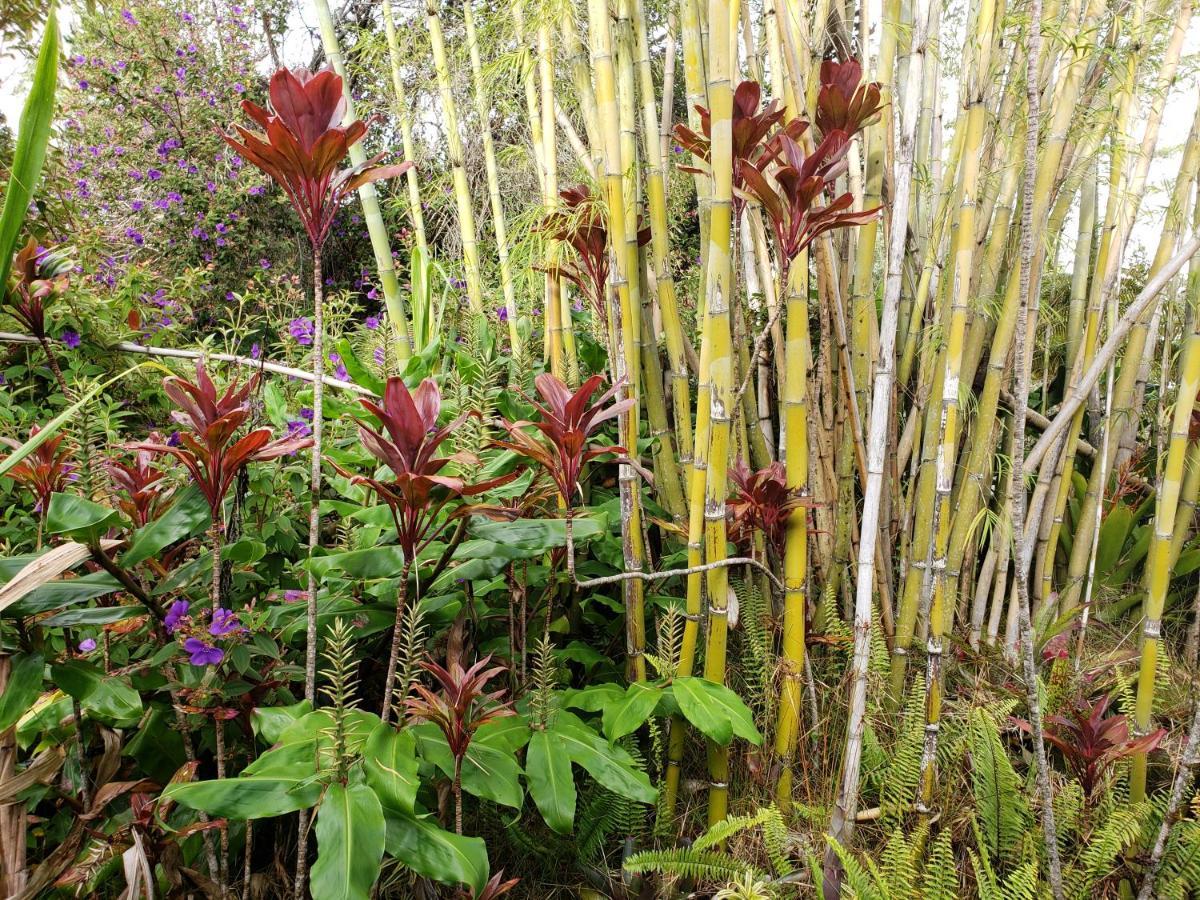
<box><xmin>184</xmin><ymin>638</ymin><xmax>223</xmax><ymax>667</ymax></box>
<box><xmin>146</xmin><ymin>168</ymin><xmax>162</xmax><ymax>181</ymax></box>
<box><xmin>365</xmin><ymin>315</ymin><xmax>380</xmax><ymax>330</ymax></box>
<box><xmin>165</xmin><ymin>599</ymin><xmax>190</xmax><ymax>633</ymax></box>
<box><xmin>259</xmin><ymin>258</ymin><xmax>271</xmax><ymax>270</ymax></box>
<box><xmin>283</xmin><ymin>589</ymin><xmax>307</xmax><ymax>603</ymax></box>
<box><xmin>61</xmin><ymin>329</ymin><xmax>81</xmax><ymax>349</ymax></box>
<box><xmin>121</xmin><ymin>9</ymin><xmax>138</xmax><ymax>24</ymax></box>
<box><xmin>233</xmin><ymin>82</ymin><xmax>245</xmax><ymax>93</ymax></box>
<box><xmin>334</xmin><ymin>363</ymin><xmax>348</xmax><ymax>380</ymax></box>
<box><xmin>373</xmin><ymin>347</ymin><xmax>385</xmax><ymax>365</ymax></box>
<box><xmin>78</xmin><ymin>638</ymin><xmax>97</xmax><ymax>652</ymax></box>
<box><xmin>250</xmin><ymin>343</ymin><xmax>261</xmax><ymax>359</ymax></box>
<box><xmin>130</xmin><ymin>200</ymin><xmax>144</xmax><ymax>212</ymax></box>
<box><xmin>286</xmin><ymin>419</ymin><xmax>312</xmax><ymax>438</ymax></box>
<box><xmin>497</xmin><ymin>306</ymin><xmax>509</xmax><ymax>323</ymax></box>
<box><xmin>288</xmin><ymin>317</ymin><xmax>315</xmax><ymax>345</ymax></box>
<box><xmin>166</xmin><ymin>431</ymin><xmax>182</xmax><ymax>447</ymax></box>
<box><xmin>209</xmin><ymin>608</ymin><xmax>243</xmax><ymax>637</ymax></box>
<box><xmin>300</xmin><ymin>407</ymin><xmax>314</xmax><ymax>421</ymax></box>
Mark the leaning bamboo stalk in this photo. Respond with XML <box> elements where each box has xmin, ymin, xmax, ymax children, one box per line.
<box><xmin>699</xmin><ymin>0</ymin><xmax>738</xmax><ymax>827</ymax></box>
<box><xmin>381</xmin><ymin>0</ymin><xmax>429</xmax><ymax>262</ymax></box>
<box><xmin>312</xmin><ymin>0</ymin><xmax>410</xmax><ymax>358</ymax></box>
<box><xmin>462</xmin><ymin>1</ymin><xmax>522</xmax><ymax>353</ymax></box>
<box><xmin>826</xmin><ymin>0</ymin><xmax>927</xmax><ymax>855</ymax></box>
<box><xmin>425</xmin><ymin>0</ymin><xmax>486</xmax><ymax>314</ymax></box>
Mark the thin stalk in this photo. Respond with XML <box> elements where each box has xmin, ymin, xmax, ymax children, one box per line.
<box><xmin>381</xmin><ymin>0</ymin><xmax>429</xmax><ymax>260</ymax></box>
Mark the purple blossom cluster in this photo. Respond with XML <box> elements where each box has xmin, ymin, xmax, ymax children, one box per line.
<box><xmin>164</xmin><ymin>599</ymin><xmax>246</xmax><ymax>667</ymax></box>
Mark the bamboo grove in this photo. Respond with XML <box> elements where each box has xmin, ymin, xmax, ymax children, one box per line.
<box><xmin>10</xmin><ymin>0</ymin><xmax>1200</xmax><ymax>895</ymax></box>
<box><xmin>307</xmin><ymin>0</ymin><xmax>1200</xmax><ymax>887</ymax></box>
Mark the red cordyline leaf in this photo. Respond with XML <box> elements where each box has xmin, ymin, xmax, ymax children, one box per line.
<box><xmin>1</xmin><ymin>424</ymin><xmax>75</xmax><ymax>516</ymax></box>
<box><xmin>816</xmin><ymin>59</ymin><xmax>884</xmax><ymax>138</ymax></box>
<box><xmin>108</xmin><ymin>434</ymin><xmax>175</xmax><ymax>527</ymax></box>
<box><xmin>538</xmin><ymin>186</ymin><xmax>650</xmax><ymax>321</ymax></box>
<box><xmin>133</xmin><ymin>360</ymin><xmax>311</xmax><ymax>519</ymax></box>
<box><xmin>738</xmin><ymin>130</ymin><xmax>881</xmax><ymax>275</ymax></box>
<box><xmin>673</xmin><ymin>80</ymin><xmax>808</xmax><ymax>206</ymax></box>
<box><xmin>726</xmin><ymin>458</ymin><xmax>806</xmax><ymax>552</ymax></box>
<box><xmin>469</xmin><ymin>871</ymin><xmax>520</xmax><ymax>900</ymax></box>
<box><xmin>492</xmin><ymin>372</ymin><xmax>633</xmax><ymax>506</ymax></box>
<box><xmin>331</xmin><ymin>377</ymin><xmax>517</xmax><ymax>559</ymax></box>
<box><xmin>220</xmin><ymin>68</ymin><xmax>412</xmax><ymax>251</ymax></box>
<box><xmin>1012</xmin><ymin>693</ymin><xmax>1167</xmax><ymax>796</ymax></box>
<box><xmin>404</xmin><ymin>655</ymin><xmax>514</xmax><ymax>760</ymax></box>
<box><xmin>4</xmin><ymin>238</ymin><xmax>69</xmax><ymax>340</ymax></box>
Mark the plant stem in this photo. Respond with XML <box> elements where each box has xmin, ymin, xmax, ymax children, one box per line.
<box><xmin>380</xmin><ymin>560</ymin><xmax>412</xmax><ymax>723</ymax></box>
<box><xmin>305</xmin><ymin>245</ymin><xmax>324</xmax><ymax>706</ymax></box>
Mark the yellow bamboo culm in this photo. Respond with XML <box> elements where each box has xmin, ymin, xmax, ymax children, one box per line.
<box><xmin>588</xmin><ymin>0</ymin><xmax>648</xmax><ymax>683</ymax></box>
<box><xmin>425</xmin><ymin>0</ymin><xmax>485</xmax><ymax>314</ymax></box>
<box><xmin>699</xmin><ymin>0</ymin><xmax>738</xmax><ymax>828</ymax></box>
<box><xmin>381</xmin><ymin>0</ymin><xmax>428</xmax><ymax>264</ymax></box>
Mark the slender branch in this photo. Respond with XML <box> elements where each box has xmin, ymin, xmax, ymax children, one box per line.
<box><xmin>86</xmin><ymin>545</ymin><xmax>169</xmax><ymax>626</ymax></box>
<box><xmin>573</xmin><ymin>556</ymin><xmax>784</xmax><ymax>594</ymax></box>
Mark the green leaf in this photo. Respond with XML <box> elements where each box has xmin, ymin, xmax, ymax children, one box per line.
<box><xmin>252</xmin><ymin>701</ymin><xmax>313</xmax><ymax>744</ymax></box>
<box><xmin>310</xmin><ymin>783</ymin><xmax>385</xmax><ymax>900</ymax></box>
<box><xmin>560</xmin><ymin>683</ymin><xmax>625</xmax><ymax>713</ymax></box>
<box><xmin>166</xmin><ymin>774</ymin><xmax>323</xmax><ymax>819</ymax></box>
<box><xmin>0</xmin><ymin>10</ymin><xmax>58</xmax><ymax>293</ymax></box>
<box><xmin>122</xmin><ymin>486</ymin><xmax>210</xmax><ymax>566</ymax></box>
<box><xmin>548</xmin><ymin>711</ymin><xmax>656</xmax><ymax>803</ymax></box>
<box><xmin>413</xmin><ymin>723</ymin><xmax>524</xmax><ymax>809</ymax></box>
<box><xmin>671</xmin><ymin>677</ymin><xmax>762</xmax><ymax>746</ymax></box>
<box><xmin>474</xmin><ymin>716</ymin><xmax>531</xmax><ymax>753</ymax></box>
<box><xmin>50</xmin><ymin>660</ymin><xmax>141</xmax><ymax>723</ymax></box>
<box><xmin>309</xmin><ymin>546</ymin><xmax>408</xmax><ymax>580</ymax></box>
<box><xmin>7</xmin><ymin>571</ymin><xmax>121</xmax><ymax>618</ymax></box>
<box><xmin>333</xmin><ymin>338</ymin><xmax>386</xmax><ymax>395</ymax></box>
<box><xmin>363</xmin><ymin>725</ymin><xmax>420</xmax><ymax>815</ymax></box>
<box><xmin>44</xmin><ymin>494</ymin><xmax>120</xmax><ymax>545</ymax></box>
<box><xmin>384</xmin><ymin>810</ymin><xmax>489</xmax><ymax>894</ymax></box>
<box><xmin>602</xmin><ymin>683</ymin><xmax>663</xmax><ymax>742</ymax></box>
<box><xmin>41</xmin><ymin>605</ymin><xmax>143</xmax><ymax>627</ymax></box>
<box><xmin>526</xmin><ymin>729</ymin><xmax>576</xmax><ymax>834</ymax></box>
<box><xmin>0</xmin><ymin>653</ymin><xmax>43</xmax><ymax>731</ymax></box>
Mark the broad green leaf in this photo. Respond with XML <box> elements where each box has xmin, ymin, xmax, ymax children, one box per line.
<box><xmin>44</xmin><ymin>494</ymin><xmax>120</xmax><ymax>545</ymax></box>
<box><xmin>526</xmin><ymin>729</ymin><xmax>576</xmax><ymax>834</ymax></box>
<box><xmin>223</xmin><ymin>539</ymin><xmax>267</xmax><ymax>564</ymax></box>
<box><xmin>121</xmin><ymin>486</ymin><xmax>210</xmax><ymax>566</ymax></box>
<box><xmin>384</xmin><ymin>810</ymin><xmax>489</xmax><ymax>894</ymax></box>
<box><xmin>124</xmin><ymin>705</ymin><xmax>186</xmax><ymax>783</ymax></box>
<box><xmin>0</xmin><ymin>10</ymin><xmax>58</xmax><ymax>292</ymax></box>
<box><xmin>474</xmin><ymin>716</ymin><xmax>531</xmax><ymax>754</ymax></box>
<box><xmin>363</xmin><ymin>725</ymin><xmax>419</xmax><ymax>815</ymax></box>
<box><xmin>1095</xmin><ymin>502</ymin><xmax>1134</xmax><ymax>576</ymax></box>
<box><xmin>0</xmin><ymin>653</ymin><xmax>43</xmax><ymax>731</ymax></box>
<box><xmin>309</xmin><ymin>546</ymin><xmax>408</xmax><ymax>580</ymax></box>
<box><xmin>166</xmin><ymin>774</ymin><xmax>323</xmax><ymax>819</ymax></box>
<box><xmin>548</xmin><ymin>712</ymin><xmax>655</xmax><ymax>804</ymax></box>
<box><xmin>413</xmin><ymin>723</ymin><xmax>524</xmax><ymax>809</ymax></box>
<box><xmin>310</xmin><ymin>783</ymin><xmax>385</xmax><ymax>900</ymax></box>
<box><xmin>252</xmin><ymin>701</ymin><xmax>313</xmax><ymax>743</ymax></box>
<box><xmin>50</xmin><ymin>660</ymin><xmax>141</xmax><ymax>722</ymax></box>
<box><xmin>560</xmin><ymin>683</ymin><xmax>625</xmax><ymax>713</ymax></box>
<box><xmin>333</xmin><ymin>338</ymin><xmax>385</xmax><ymax>395</ymax></box>
<box><xmin>602</xmin><ymin>683</ymin><xmax>662</xmax><ymax>742</ymax></box>
<box><xmin>41</xmin><ymin>605</ymin><xmax>143</xmax><ymax>627</ymax></box>
<box><xmin>671</xmin><ymin>677</ymin><xmax>762</xmax><ymax>746</ymax></box>
<box><xmin>8</xmin><ymin>571</ymin><xmax>121</xmax><ymax>618</ymax></box>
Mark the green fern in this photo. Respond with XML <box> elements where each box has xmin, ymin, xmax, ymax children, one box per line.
<box><xmin>966</xmin><ymin>706</ymin><xmax>1030</xmax><ymax>871</ymax></box>
<box><xmin>1158</xmin><ymin>818</ymin><xmax>1200</xmax><ymax>899</ymax></box>
<box><xmin>922</xmin><ymin>828</ymin><xmax>958</xmax><ymax>899</ymax></box>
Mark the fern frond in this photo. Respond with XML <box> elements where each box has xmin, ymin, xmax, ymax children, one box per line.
<box><xmin>623</xmin><ymin>848</ymin><xmax>763</xmax><ymax>883</ymax></box>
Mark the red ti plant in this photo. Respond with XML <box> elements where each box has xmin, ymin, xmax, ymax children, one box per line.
<box><xmin>1014</xmin><ymin>693</ymin><xmax>1167</xmax><ymax>796</ymax></box>
<box><xmin>332</xmin><ymin>376</ymin><xmax>516</xmax><ymax>721</ymax></box>
<box><xmin>404</xmin><ymin>655</ymin><xmax>514</xmax><ymax>834</ymax></box>
<box><xmin>539</xmin><ymin>186</ymin><xmax>649</xmax><ymax>321</ymax></box>
<box><xmin>493</xmin><ymin>373</ymin><xmax>635</xmax><ymax>582</ymax></box>
<box><xmin>221</xmin><ymin>66</ymin><xmax>410</xmax><ymax>704</ymax></box>
<box><xmin>108</xmin><ymin>434</ymin><xmax>175</xmax><ymax>528</ymax></box>
<box><xmin>133</xmin><ymin>361</ymin><xmax>311</xmax><ymax>611</ymax></box>
<box><xmin>814</xmin><ymin>59</ymin><xmax>884</xmax><ymax>139</ymax></box>
<box><xmin>4</xmin><ymin>239</ymin><xmax>72</xmax><ymax>394</ymax></box>
<box><xmin>726</xmin><ymin>458</ymin><xmax>806</xmax><ymax>556</ymax></box>
<box><xmin>1</xmin><ymin>425</ymin><xmax>74</xmax><ymax>541</ymax></box>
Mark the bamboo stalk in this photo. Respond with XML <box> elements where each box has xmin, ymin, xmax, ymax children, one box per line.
<box><xmin>381</xmin><ymin>0</ymin><xmax>429</xmax><ymax>261</ymax></box>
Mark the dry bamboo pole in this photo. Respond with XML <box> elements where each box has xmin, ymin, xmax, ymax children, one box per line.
<box><xmin>825</xmin><ymin>0</ymin><xmax>928</xmax><ymax>856</ymax></box>
<box><xmin>1065</xmin><ymin>162</ymin><xmax>1099</xmax><ymax>376</ymax></box>
<box><xmin>312</xmin><ymin>0</ymin><xmax>410</xmax><ymax>357</ymax></box>
<box><xmin>462</xmin><ymin>1</ymin><xmax>523</xmax><ymax>353</ymax></box>
<box><xmin>699</xmin><ymin>0</ymin><xmax>738</xmax><ymax>827</ymax></box>
<box><xmin>425</xmin><ymin>0</ymin><xmax>485</xmax><ymax>314</ymax></box>
<box><xmin>587</xmin><ymin>0</ymin><xmax>648</xmax><ymax>683</ymax></box>
<box><xmin>1131</xmin><ymin>271</ymin><xmax>1200</xmax><ymax>801</ymax></box>
<box><xmin>633</xmin><ymin>0</ymin><xmax>693</xmax><ymax>469</ymax></box>
<box><xmin>381</xmin><ymin>0</ymin><xmax>429</xmax><ymax>262</ymax></box>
